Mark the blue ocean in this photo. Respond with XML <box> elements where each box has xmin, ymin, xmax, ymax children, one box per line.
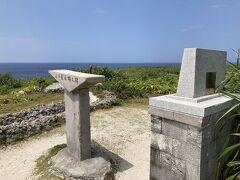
<box><xmin>0</xmin><ymin>63</ymin><xmax>180</xmax><ymax>78</ymax></box>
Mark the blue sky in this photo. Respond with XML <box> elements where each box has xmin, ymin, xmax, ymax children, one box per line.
<box><xmin>0</xmin><ymin>0</ymin><xmax>239</xmax><ymax>63</ymax></box>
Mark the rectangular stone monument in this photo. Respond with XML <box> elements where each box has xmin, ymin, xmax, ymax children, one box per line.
<box><xmin>49</xmin><ymin>70</ymin><xmax>111</xmax><ymax>179</ymax></box>
<box><xmin>177</xmin><ymin>48</ymin><xmax>226</xmax><ymax>98</ymax></box>
<box><xmin>149</xmin><ymin>48</ymin><xmax>236</xmax><ymax>180</ymax></box>
<box><xmin>49</xmin><ymin>70</ymin><xmax>105</xmax><ymax>161</ymax></box>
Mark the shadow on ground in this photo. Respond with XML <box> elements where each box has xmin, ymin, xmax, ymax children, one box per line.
<box><xmin>92</xmin><ymin>141</ymin><xmax>133</xmax><ymax>172</ymax></box>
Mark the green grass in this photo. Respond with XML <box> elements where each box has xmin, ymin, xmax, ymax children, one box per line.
<box><xmin>0</xmin><ymin>66</ymin><xmax>179</xmax><ymax>114</ymax></box>
<box><xmin>34</xmin><ymin>144</ymin><xmax>67</xmax><ymax>180</ymax></box>
<box><xmin>0</xmin><ymin>74</ymin><xmax>56</xmax><ymax>95</ymax></box>
<box><xmin>0</xmin><ymin>92</ymin><xmax>63</xmax><ymax>114</ymax></box>
<box><xmin>104</xmin><ymin>160</ymin><xmax>118</xmax><ymax>180</ymax></box>
<box><xmin>34</xmin><ymin>143</ymin><xmax>117</xmax><ymax>180</ymax></box>
<box><xmin>0</xmin><ymin>65</ymin><xmax>239</xmax><ymax>115</ymax></box>
<box><xmin>82</xmin><ymin>65</ymin><xmax>180</xmax><ymax>99</ymax></box>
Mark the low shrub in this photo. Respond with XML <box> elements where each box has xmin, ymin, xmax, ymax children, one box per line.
<box><xmin>80</xmin><ymin>65</ymin><xmax>124</xmax><ymax>79</ymax></box>
<box><xmin>0</xmin><ymin>75</ymin><xmax>56</xmax><ymax>95</ymax></box>
<box><xmin>0</xmin><ymin>73</ymin><xmax>21</xmax><ymax>88</ymax></box>
<box><xmin>216</xmin><ymin>50</ymin><xmax>240</xmax><ymax>180</ymax></box>
<box><xmin>224</xmin><ymin>67</ymin><xmax>240</xmax><ymax>93</ymax></box>
<box><xmin>0</xmin><ymin>73</ymin><xmax>22</xmax><ymax>95</ymax></box>
<box><xmin>80</xmin><ymin>66</ymin><xmax>179</xmax><ymax>99</ymax></box>
<box><xmin>22</xmin><ymin>77</ymin><xmax>56</xmax><ymax>92</ymax></box>
<box><xmin>0</xmin><ymin>85</ymin><xmax>11</xmax><ymax>95</ymax></box>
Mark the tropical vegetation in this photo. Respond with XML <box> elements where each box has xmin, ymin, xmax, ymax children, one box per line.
<box><xmin>217</xmin><ymin>49</ymin><xmax>240</xmax><ymax>180</ymax></box>
<box><xmin>0</xmin><ymin>66</ymin><xmax>179</xmax><ymax>114</ymax></box>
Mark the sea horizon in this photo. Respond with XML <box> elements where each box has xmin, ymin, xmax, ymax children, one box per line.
<box><xmin>0</xmin><ymin>62</ymin><xmax>181</xmax><ymax>78</ymax></box>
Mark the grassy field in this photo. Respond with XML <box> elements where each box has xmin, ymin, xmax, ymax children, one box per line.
<box><xmin>83</xmin><ymin>66</ymin><xmax>180</xmax><ymax>99</ymax></box>
<box><xmin>0</xmin><ymin>65</ymin><xmax>239</xmax><ymax>115</ymax></box>
<box><xmin>0</xmin><ymin>66</ymin><xmax>180</xmax><ymax>114</ymax></box>
<box><xmin>0</xmin><ymin>92</ymin><xmax>63</xmax><ymax>114</ymax></box>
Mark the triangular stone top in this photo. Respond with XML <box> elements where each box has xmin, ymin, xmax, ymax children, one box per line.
<box><xmin>49</xmin><ymin>69</ymin><xmax>105</xmax><ymax>92</ymax></box>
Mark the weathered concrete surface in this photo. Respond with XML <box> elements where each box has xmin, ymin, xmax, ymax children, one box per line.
<box><xmin>49</xmin><ymin>69</ymin><xmax>105</xmax><ymax>92</ymax></box>
<box><xmin>51</xmin><ymin>148</ymin><xmax>111</xmax><ymax>180</ymax></box>
<box><xmin>149</xmin><ymin>94</ymin><xmax>235</xmax><ymax>117</ymax></box>
<box><xmin>149</xmin><ymin>111</ymin><xmax>234</xmax><ymax>180</ymax></box>
<box><xmin>149</xmin><ymin>48</ymin><xmax>236</xmax><ymax>180</ymax></box>
<box><xmin>64</xmin><ymin>89</ymin><xmax>91</xmax><ymax>161</ymax></box>
<box><xmin>176</xmin><ymin>48</ymin><xmax>226</xmax><ymax>98</ymax></box>
<box><xmin>149</xmin><ymin>93</ymin><xmax>236</xmax><ymax>179</ymax></box>
<box><xmin>49</xmin><ymin>69</ymin><xmax>105</xmax><ymax>162</ymax></box>
<box><xmin>49</xmin><ymin>70</ymin><xmax>107</xmax><ymax>179</ymax></box>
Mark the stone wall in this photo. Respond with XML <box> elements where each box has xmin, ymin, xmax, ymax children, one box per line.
<box><xmin>150</xmin><ymin>109</ymin><xmax>234</xmax><ymax>180</ymax></box>
<box><xmin>0</xmin><ymin>91</ymin><xmax>117</xmax><ymax>144</ymax></box>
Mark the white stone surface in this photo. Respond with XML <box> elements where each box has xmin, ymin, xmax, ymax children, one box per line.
<box><xmin>170</xmin><ymin>93</ymin><xmax>220</xmax><ymax>103</ymax></box>
<box><xmin>176</xmin><ymin>48</ymin><xmax>227</xmax><ymax>98</ymax></box>
<box><xmin>49</xmin><ymin>69</ymin><xmax>104</xmax><ymax>92</ymax></box>
<box><xmin>149</xmin><ymin>94</ymin><xmax>235</xmax><ymax>117</ymax></box>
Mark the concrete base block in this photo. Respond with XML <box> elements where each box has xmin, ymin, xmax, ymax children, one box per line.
<box><xmin>50</xmin><ymin>148</ymin><xmax>111</xmax><ymax>180</ymax></box>
<box><xmin>149</xmin><ymin>108</ymin><xmax>236</xmax><ymax>180</ymax></box>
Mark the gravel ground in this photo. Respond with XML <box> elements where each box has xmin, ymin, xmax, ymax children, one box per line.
<box><xmin>0</xmin><ymin>100</ymin><xmax>150</xmax><ymax>180</ymax></box>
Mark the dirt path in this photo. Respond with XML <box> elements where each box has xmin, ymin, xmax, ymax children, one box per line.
<box><xmin>0</xmin><ymin>101</ymin><xmax>150</xmax><ymax>180</ymax></box>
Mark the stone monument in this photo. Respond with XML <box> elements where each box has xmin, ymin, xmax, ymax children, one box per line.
<box><xmin>149</xmin><ymin>48</ymin><xmax>236</xmax><ymax>180</ymax></box>
<box><xmin>49</xmin><ymin>70</ymin><xmax>110</xmax><ymax>180</ymax></box>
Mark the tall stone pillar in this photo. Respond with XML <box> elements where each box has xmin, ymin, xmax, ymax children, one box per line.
<box><xmin>49</xmin><ymin>70</ymin><xmax>111</xmax><ymax>179</ymax></box>
<box><xmin>149</xmin><ymin>48</ymin><xmax>236</xmax><ymax>180</ymax></box>
<box><xmin>64</xmin><ymin>89</ymin><xmax>91</xmax><ymax>160</ymax></box>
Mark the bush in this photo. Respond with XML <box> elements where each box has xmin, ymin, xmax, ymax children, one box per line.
<box><xmin>82</xmin><ymin>66</ymin><xmax>179</xmax><ymax>99</ymax></box>
<box><xmin>0</xmin><ymin>73</ymin><xmax>22</xmax><ymax>95</ymax></box>
<box><xmin>224</xmin><ymin>67</ymin><xmax>240</xmax><ymax>93</ymax></box>
<box><xmin>0</xmin><ymin>85</ymin><xmax>11</xmax><ymax>95</ymax></box>
<box><xmin>79</xmin><ymin>65</ymin><xmax>124</xmax><ymax>79</ymax></box>
<box><xmin>22</xmin><ymin>77</ymin><xmax>56</xmax><ymax>92</ymax></box>
<box><xmin>216</xmin><ymin>50</ymin><xmax>240</xmax><ymax>180</ymax></box>
<box><xmin>0</xmin><ymin>74</ymin><xmax>56</xmax><ymax>95</ymax></box>
<box><xmin>0</xmin><ymin>66</ymin><xmax>179</xmax><ymax>99</ymax></box>
<box><xmin>0</xmin><ymin>73</ymin><xmax>21</xmax><ymax>88</ymax></box>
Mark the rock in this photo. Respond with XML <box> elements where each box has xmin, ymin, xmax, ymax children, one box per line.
<box><xmin>0</xmin><ymin>91</ymin><xmax>117</xmax><ymax>144</ymax></box>
<box><xmin>44</xmin><ymin>82</ymin><xmax>64</xmax><ymax>93</ymax></box>
<box><xmin>51</xmin><ymin>148</ymin><xmax>111</xmax><ymax>180</ymax></box>
<box><xmin>90</xmin><ymin>91</ymin><xmax>117</xmax><ymax>111</ymax></box>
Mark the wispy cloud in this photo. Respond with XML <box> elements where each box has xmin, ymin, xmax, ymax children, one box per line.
<box><xmin>211</xmin><ymin>4</ymin><xmax>227</xmax><ymax>9</ymax></box>
<box><xmin>180</xmin><ymin>24</ymin><xmax>204</xmax><ymax>33</ymax></box>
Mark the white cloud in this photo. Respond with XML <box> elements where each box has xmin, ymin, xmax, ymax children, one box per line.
<box><xmin>180</xmin><ymin>24</ymin><xmax>204</xmax><ymax>33</ymax></box>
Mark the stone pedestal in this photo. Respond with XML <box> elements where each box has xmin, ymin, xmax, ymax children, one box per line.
<box><xmin>49</xmin><ymin>70</ymin><xmax>111</xmax><ymax>179</ymax></box>
<box><xmin>51</xmin><ymin>148</ymin><xmax>110</xmax><ymax>180</ymax></box>
<box><xmin>64</xmin><ymin>89</ymin><xmax>91</xmax><ymax>161</ymax></box>
<box><xmin>149</xmin><ymin>94</ymin><xmax>235</xmax><ymax>180</ymax></box>
<box><xmin>149</xmin><ymin>48</ymin><xmax>237</xmax><ymax>180</ymax></box>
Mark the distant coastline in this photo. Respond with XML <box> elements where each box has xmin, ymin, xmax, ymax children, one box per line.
<box><xmin>0</xmin><ymin>63</ymin><xmax>180</xmax><ymax>78</ymax></box>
